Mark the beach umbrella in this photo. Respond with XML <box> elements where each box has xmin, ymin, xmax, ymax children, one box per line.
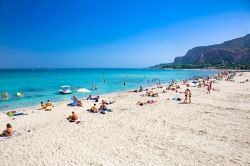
<box><xmin>77</xmin><ymin>88</ymin><xmax>91</xmax><ymax>98</ymax></box>
<box><xmin>77</xmin><ymin>88</ymin><xmax>91</xmax><ymax>93</ymax></box>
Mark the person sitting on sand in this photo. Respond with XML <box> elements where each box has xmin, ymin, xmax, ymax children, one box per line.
<box><xmin>68</xmin><ymin>96</ymin><xmax>83</xmax><ymax>107</ymax></box>
<box><xmin>152</xmin><ymin>92</ymin><xmax>159</xmax><ymax>97</ymax></box>
<box><xmin>0</xmin><ymin>123</ymin><xmax>14</xmax><ymax>137</ymax></box>
<box><xmin>76</xmin><ymin>99</ymin><xmax>83</xmax><ymax>107</ymax></box>
<box><xmin>44</xmin><ymin>100</ymin><xmax>53</xmax><ymax>111</ymax></box>
<box><xmin>41</xmin><ymin>102</ymin><xmax>46</xmax><ymax>109</ymax></box>
<box><xmin>100</xmin><ymin>102</ymin><xmax>107</xmax><ymax>110</ymax></box>
<box><xmin>88</xmin><ymin>104</ymin><xmax>98</xmax><ymax>113</ymax></box>
<box><xmin>86</xmin><ymin>94</ymin><xmax>92</xmax><ymax>100</ymax></box>
<box><xmin>138</xmin><ymin>86</ymin><xmax>143</xmax><ymax>92</ymax></box>
<box><xmin>68</xmin><ymin>96</ymin><xmax>78</xmax><ymax>106</ymax></box>
<box><xmin>67</xmin><ymin>112</ymin><xmax>78</xmax><ymax>122</ymax></box>
<box><xmin>99</xmin><ymin>102</ymin><xmax>112</xmax><ymax>114</ymax></box>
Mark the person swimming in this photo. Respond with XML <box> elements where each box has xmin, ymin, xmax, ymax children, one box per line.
<box><xmin>1</xmin><ymin>91</ymin><xmax>8</xmax><ymax>99</ymax></box>
<box><xmin>5</xmin><ymin>92</ymin><xmax>8</xmax><ymax>98</ymax></box>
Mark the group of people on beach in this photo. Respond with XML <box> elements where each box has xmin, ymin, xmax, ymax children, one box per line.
<box><xmin>40</xmin><ymin>100</ymin><xmax>53</xmax><ymax>111</ymax></box>
<box><xmin>87</xmin><ymin>99</ymin><xmax>113</xmax><ymax>114</ymax></box>
<box><xmin>2</xmin><ymin>71</ymin><xmax>243</xmax><ymax>139</ymax></box>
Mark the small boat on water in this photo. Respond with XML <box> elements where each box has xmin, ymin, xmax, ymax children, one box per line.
<box><xmin>59</xmin><ymin>85</ymin><xmax>72</xmax><ymax>94</ymax></box>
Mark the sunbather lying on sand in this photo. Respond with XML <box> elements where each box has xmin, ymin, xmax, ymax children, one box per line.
<box><xmin>0</xmin><ymin>123</ymin><xmax>14</xmax><ymax>137</ymax></box>
<box><xmin>6</xmin><ymin>111</ymin><xmax>27</xmax><ymax>117</ymax></box>
<box><xmin>87</xmin><ymin>95</ymin><xmax>100</xmax><ymax>102</ymax></box>
<box><xmin>102</xmin><ymin>100</ymin><xmax>116</xmax><ymax>105</ymax></box>
<box><xmin>137</xmin><ymin>100</ymin><xmax>157</xmax><ymax>106</ymax></box>
<box><xmin>67</xmin><ymin>112</ymin><xmax>78</xmax><ymax>122</ymax></box>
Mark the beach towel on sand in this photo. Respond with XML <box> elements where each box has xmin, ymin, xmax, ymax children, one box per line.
<box><xmin>0</xmin><ymin>132</ymin><xmax>21</xmax><ymax>142</ymax></box>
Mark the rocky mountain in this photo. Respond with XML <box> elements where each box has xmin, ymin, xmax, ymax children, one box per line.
<box><xmin>173</xmin><ymin>34</ymin><xmax>250</xmax><ymax>65</ymax></box>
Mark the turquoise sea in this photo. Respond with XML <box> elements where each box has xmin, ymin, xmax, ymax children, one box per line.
<box><xmin>0</xmin><ymin>69</ymin><xmax>218</xmax><ymax>111</ymax></box>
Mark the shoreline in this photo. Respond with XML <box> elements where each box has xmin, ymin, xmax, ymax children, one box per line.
<box><xmin>0</xmin><ymin>69</ymin><xmax>217</xmax><ymax>112</ymax></box>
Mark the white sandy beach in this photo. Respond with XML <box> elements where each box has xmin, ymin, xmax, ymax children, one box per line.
<box><xmin>0</xmin><ymin>72</ymin><xmax>250</xmax><ymax>166</ymax></box>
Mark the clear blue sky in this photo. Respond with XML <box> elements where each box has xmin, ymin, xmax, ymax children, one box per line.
<box><xmin>0</xmin><ymin>0</ymin><xmax>250</xmax><ymax>68</ymax></box>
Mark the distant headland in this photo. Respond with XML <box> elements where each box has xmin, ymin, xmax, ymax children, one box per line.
<box><xmin>151</xmin><ymin>34</ymin><xmax>250</xmax><ymax>69</ymax></box>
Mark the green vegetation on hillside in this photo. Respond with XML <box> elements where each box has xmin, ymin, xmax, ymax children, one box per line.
<box><xmin>159</xmin><ymin>62</ymin><xmax>250</xmax><ymax>69</ymax></box>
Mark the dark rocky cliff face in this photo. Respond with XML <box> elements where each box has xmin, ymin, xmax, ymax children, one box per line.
<box><xmin>173</xmin><ymin>34</ymin><xmax>250</xmax><ymax>64</ymax></box>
